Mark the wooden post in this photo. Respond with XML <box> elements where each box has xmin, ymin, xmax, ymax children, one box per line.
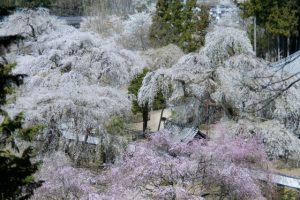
<box><xmin>206</xmin><ymin>99</ymin><xmax>209</xmax><ymax>135</ymax></box>
<box><xmin>157</xmin><ymin>108</ymin><xmax>165</xmax><ymax>131</ymax></box>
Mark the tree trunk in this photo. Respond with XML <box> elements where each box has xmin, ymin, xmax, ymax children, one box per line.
<box><xmin>267</xmin><ymin>33</ymin><xmax>270</xmax><ymax>61</ymax></box>
<box><xmin>253</xmin><ymin>16</ymin><xmax>257</xmax><ymax>56</ymax></box>
<box><xmin>157</xmin><ymin>108</ymin><xmax>164</xmax><ymax>131</ymax></box>
<box><xmin>142</xmin><ymin>104</ymin><xmax>149</xmax><ymax>136</ymax></box>
<box><xmin>287</xmin><ymin>37</ymin><xmax>290</xmax><ymax>57</ymax></box>
<box><xmin>277</xmin><ymin>35</ymin><xmax>280</xmax><ymax>61</ymax></box>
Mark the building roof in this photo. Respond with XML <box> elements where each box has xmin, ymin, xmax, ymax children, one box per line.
<box><xmin>164</xmin><ymin>120</ymin><xmax>199</xmax><ymax>143</ymax></box>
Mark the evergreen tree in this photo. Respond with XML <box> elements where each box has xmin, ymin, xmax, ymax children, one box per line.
<box><xmin>278</xmin><ymin>2</ymin><xmax>298</xmax><ymax>56</ymax></box>
<box><xmin>149</xmin><ymin>0</ymin><xmax>209</xmax><ymax>53</ymax></box>
<box><xmin>266</xmin><ymin>1</ymin><xmax>299</xmax><ymax>59</ymax></box>
<box><xmin>179</xmin><ymin>0</ymin><xmax>196</xmax><ymax>51</ymax></box>
<box><xmin>0</xmin><ymin>63</ymin><xmax>42</xmax><ymax>200</ymax></box>
<box><xmin>149</xmin><ymin>0</ymin><xmax>169</xmax><ymax>46</ymax></box>
<box><xmin>167</xmin><ymin>0</ymin><xmax>183</xmax><ymax>44</ymax></box>
<box><xmin>242</xmin><ymin>0</ymin><xmax>299</xmax><ymax>59</ymax></box>
<box><xmin>242</xmin><ymin>0</ymin><xmax>272</xmax><ymax>26</ymax></box>
<box><xmin>191</xmin><ymin>4</ymin><xmax>210</xmax><ymax>52</ymax></box>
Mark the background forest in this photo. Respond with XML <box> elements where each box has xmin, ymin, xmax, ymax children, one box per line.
<box><xmin>241</xmin><ymin>0</ymin><xmax>300</xmax><ymax>61</ymax></box>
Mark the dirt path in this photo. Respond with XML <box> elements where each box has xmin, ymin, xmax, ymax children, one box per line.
<box><xmin>270</xmin><ymin>161</ymin><xmax>300</xmax><ymax>177</ymax></box>
<box><xmin>131</xmin><ymin>109</ymin><xmax>172</xmax><ymax>132</ymax></box>
<box><xmin>275</xmin><ymin>168</ymin><xmax>300</xmax><ymax>177</ymax></box>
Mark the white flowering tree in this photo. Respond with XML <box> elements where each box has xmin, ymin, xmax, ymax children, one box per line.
<box><xmin>1</xmin><ymin>9</ymin><xmax>147</xmax><ymax>164</ymax></box>
<box><xmin>223</xmin><ymin>119</ymin><xmax>300</xmax><ymax>161</ymax></box>
<box><xmin>81</xmin><ymin>11</ymin><xmax>153</xmax><ymax>51</ymax></box>
<box><xmin>118</xmin><ymin>12</ymin><xmax>152</xmax><ymax>50</ymax></box>
<box><xmin>141</xmin><ymin>44</ymin><xmax>184</xmax><ymax>70</ymax></box>
<box><xmin>0</xmin><ymin>8</ymin><xmax>64</xmax><ymax>39</ymax></box>
<box><xmin>137</xmin><ymin>7</ymin><xmax>300</xmax><ymax>159</ymax></box>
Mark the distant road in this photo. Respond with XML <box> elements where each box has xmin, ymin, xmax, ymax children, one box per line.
<box><xmin>255</xmin><ymin>170</ymin><xmax>300</xmax><ymax>189</ymax></box>
<box><xmin>58</xmin><ymin>16</ymin><xmax>83</xmax><ymax>28</ymax></box>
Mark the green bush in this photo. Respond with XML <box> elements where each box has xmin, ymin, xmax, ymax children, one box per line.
<box><xmin>106</xmin><ymin>116</ymin><xmax>126</xmax><ymax>136</ymax></box>
<box><xmin>276</xmin><ymin>187</ymin><xmax>300</xmax><ymax>200</ymax></box>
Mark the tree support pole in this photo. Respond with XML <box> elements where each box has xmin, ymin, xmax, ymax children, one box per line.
<box><xmin>157</xmin><ymin>108</ymin><xmax>164</xmax><ymax>131</ymax></box>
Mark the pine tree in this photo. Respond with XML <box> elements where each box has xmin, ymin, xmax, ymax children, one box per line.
<box><xmin>179</xmin><ymin>0</ymin><xmax>196</xmax><ymax>51</ymax></box>
<box><xmin>149</xmin><ymin>0</ymin><xmax>209</xmax><ymax>53</ymax></box>
<box><xmin>242</xmin><ymin>0</ymin><xmax>299</xmax><ymax>59</ymax></box>
<box><xmin>279</xmin><ymin>2</ymin><xmax>298</xmax><ymax>56</ymax></box>
<box><xmin>167</xmin><ymin>0</ymin><xmax>183</xmax><ymax>44</ymax></box>
<box><xmin>0</xmin><ymin>63</ymin><xmax>42</xmax><ymax>200</ymax></box>
<box><xmin>149</xmin><ymin>0</ymin><xmax>170</xmax><ymax>46</ymax></box>
<box><xmin>191</xmin><ymin>4</ymin><xmax>210</xmax><ymax>52</ymax></box>
<box><xmin>266</xmin><ymin>1</ymin><xmax>299</xmax><ymax>59</ymax></box>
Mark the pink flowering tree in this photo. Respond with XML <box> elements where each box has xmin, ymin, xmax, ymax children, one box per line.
<box><xmin>31</xmin><ymin>124</ymin><xmax>270</xmax><ymax>199</ymax></box>
<box><xmin>31</xmin><ymin>152</ymin><xmax>102</xmax><ymax>200</ymax></box>
<box><xmin>97</xmin><ymin>125</ymin><xmax>270</xmax><ymax>200</ymax></box>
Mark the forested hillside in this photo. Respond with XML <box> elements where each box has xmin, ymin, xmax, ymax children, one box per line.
<box><xmin>0</xmin><ymin>0</ymin><xmax>155</xmax><ymax>16</ymax></box>
<box><xmin>240</xmin><ymin>0</ymin><xmax>300</xmax><ymax>61</ymax></box>
<box><xmin>0</xmin><ymin>0</ymin><xmax>300</xmax><ymax>199</ymax></box>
